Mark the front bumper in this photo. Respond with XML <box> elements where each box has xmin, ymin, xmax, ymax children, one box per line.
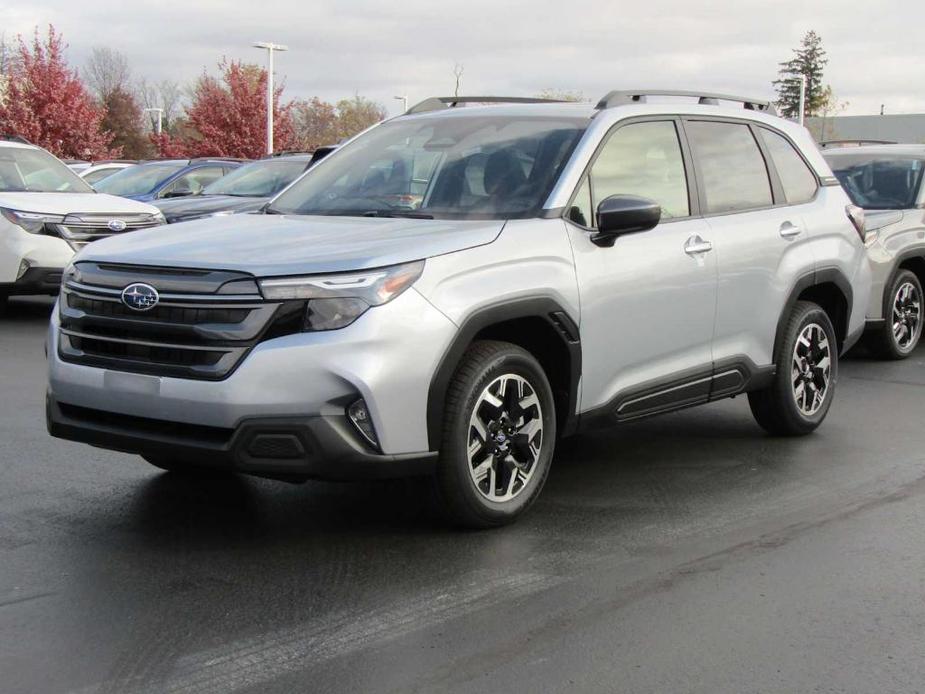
<box><xmin>0</xmin><ymin>266</ymin><xmax>64</xmax><ymax>296</ymax></box>
<box><xmin>0</xmin><ymin>227</ymin><xmax>73</xmax><ymax>287</ymax></box>
<box><xmin>48</xmin><ymin>286</ymin><xmax>457</xmax><ymax>462</ymax></box>
<box><xmin>47</xmin><ymin>397</ymin><xmax>436</xmax><ymax>481</ymax></box>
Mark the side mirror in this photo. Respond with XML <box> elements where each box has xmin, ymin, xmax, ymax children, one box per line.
<box><xmin>162</xmin><ymin>181</ymin><xmax>201</xmax><ymax>199</ymax></box>
<box><xmin>592</xmin><ymin>195</ymin><xmax>661</xmax><ymax>247</ymax></box>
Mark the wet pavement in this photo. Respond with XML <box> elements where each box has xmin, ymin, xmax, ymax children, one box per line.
<box><xmin>2</xmin><ymin>296</ymin><xmax>925</xmax><ymax>693</ymax></box>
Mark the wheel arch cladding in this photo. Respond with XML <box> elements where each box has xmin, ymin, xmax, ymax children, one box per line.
<box><xmin>892</xmin><ymin>251</ymin><xmax>925</xmax><ymax>308</ymax></box>
<box><xmin>775</xmin><ymin>269</ymin><xmax>853</xmax><ymax>356</ymax></box>
<box><xmin>426</xmin><ymin>298</ymin><xmax>581</xmax><ymax>449</ymax></box>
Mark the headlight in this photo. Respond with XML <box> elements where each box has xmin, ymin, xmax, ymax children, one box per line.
<box><xmin>258</xmin><ymin>260</ymin><xmax>424</xmax><ymax>331</ymax></box>
<box><xmin>1</xmin><ymin>207</ymin><xmax>64</xmax><ymax>234</ymax></box>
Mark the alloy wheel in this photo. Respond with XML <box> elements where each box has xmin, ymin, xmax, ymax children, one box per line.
<box><xmin>791</xmin><ymin>323</ymin><xmax>831</xmax><ymax>416</ymax></box>
<box><xmin>467</xmin><ymin>374</ymin><xmax>543</xmax><ymax>502</ymax></box>
<box><xmin>892</xmin><ymin>281</ymin><xmax>921</xmax><ymax>352</ymax></box>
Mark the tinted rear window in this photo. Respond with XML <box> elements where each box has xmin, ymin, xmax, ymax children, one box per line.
<box><xmin>825</xmin><ymin>154</ymin><xmax>924</xmax><ymax>210</ymax></box>
<box><xmin>686</xmin><ymin>121</ymin><xmax>772</xmax><ymax>214</ymax></box>
<box><xmin>759</xmin><ymin>129</ymin><xmax>818</xmax><ymax>204</ymax></box>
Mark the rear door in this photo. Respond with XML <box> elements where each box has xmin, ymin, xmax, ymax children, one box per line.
<box><xmin>685</xmin><ymin>118</ymin><xmax>818</xmax><ymax>370</ymax></box>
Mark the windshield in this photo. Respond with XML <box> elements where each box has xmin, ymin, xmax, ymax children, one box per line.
<box><xmin>0</xmin><ymin>147</ymin><xmax>93</xmax><ymax>193</ymax></box>
<box><xmin>827</xmin><ymin>154</ymin><xmax>925</xmax><ymax>210</ymax></box>
<box><xmin>83</xmin><ymin>166</ymin><xmax>129</xmax><ymax>186</ymax></box>
<box><xmin>204</xmin><ymin>160</ymin><xmax>306</xmax><ymax>197</ymax></box>
<box><xmin>95</xmin><ymin>162</ymin><xmax>185</xmax><ymax>196</ymax></box>
<box><xmin>267</xmin><ymin>115</ymin><xmax>587</xmax><ymax>219</ymax></box>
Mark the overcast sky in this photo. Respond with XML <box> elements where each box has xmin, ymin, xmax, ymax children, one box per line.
<box><xmin>3</xmin><ymin>0</ymin><xmax>923</xmax><ymax>117</ymax></box>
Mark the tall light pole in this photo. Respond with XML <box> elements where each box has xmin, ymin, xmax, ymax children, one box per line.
<box><xmin>393</xmin><ymin>95</ymin><xmax>408</xmax><ymax>113</ymax></box>
<box><xmin>253</xmin><ymin>41</ymin><xmax>289</xmax><ymax>154</ymax></box>
<box><xmin>143</xmin><ymin>107</ymin><xmax>164</xmax><ymax>135</ymax></box>
<box><xmin>797</xmin><ymin>75</ymin><xmax>806</xmax><ymax>126</ymax></box>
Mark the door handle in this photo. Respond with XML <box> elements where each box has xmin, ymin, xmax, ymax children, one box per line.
<box><xmin>684</xmin><ymin>235</ymin><xmax>713</xmax><ymax>255</ymax></box>
<box><xmin>779</xmin><ymin>222</ymin><xmax>803</xmax><ymax>238</ymax></box>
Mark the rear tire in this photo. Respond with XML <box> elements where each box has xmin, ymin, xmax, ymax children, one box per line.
<box><xmin>871</xmin><ymin>269</ymin><xmax>922</xmax><ymax>360</ymax></box>
<box><xmin>749</xmin><ymin>300</ymin><xmax>838</xmax><ymax>436</ymax></box>
<box><xmin>434</xmin><ymin>340</ymin><xmax>556</xmax><ymax>529</ymax></box>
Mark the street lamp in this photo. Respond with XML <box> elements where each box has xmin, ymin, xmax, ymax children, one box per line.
<box><xmin>394</xmin><ymin>95</ymin><xmax>408</xmax><ymax>113</ymax></box>
<box><xmin>253</xmin><ymin>41</ymin><xmax>289</xmax><ymax>154</ymax></box>
<box><xmin>143</xmin><ymin>107</ymin><xmax>164</xmax><ymax>135</ymax></box>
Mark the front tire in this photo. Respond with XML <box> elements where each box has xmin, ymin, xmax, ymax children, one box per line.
<box><xmin>435</xmin><ymin>340</ymin><xmax>556</xmax><ymax>529</ymax></box>
<box><xmin>749</xmin><ymin>300</ymin><xmax>838</xmax><ymax>436</ymax></box>
<box><xmin>871</xmin><ymin>269</ymin><xmax>923</xmax><ymax>360</ymax></box>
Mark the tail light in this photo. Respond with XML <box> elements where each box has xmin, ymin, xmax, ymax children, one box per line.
<box><xmin>846</xmin><ymin>204</ymin><xmax>866</xmax><ymax>240</ymax></box>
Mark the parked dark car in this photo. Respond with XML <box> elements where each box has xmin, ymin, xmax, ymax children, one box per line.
<box><xmin>152</xmin><ymin>151</ymin><xmax>331</xmax><ymax>223</ymax></box>
<box><xmin>94</xmin><ymin>158</ymin><xmax>244</xmax><ymax>202</ymax></box>
<box><xmin>824</xmin><ymin>144</ymin><xmax>925</xmax><ymax>358</ymax></box>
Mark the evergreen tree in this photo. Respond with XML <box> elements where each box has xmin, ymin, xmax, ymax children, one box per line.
<box><xmin>773</xmin><ymin>31</ymin><xmax>828</xmax><ymax>119</ymax></box>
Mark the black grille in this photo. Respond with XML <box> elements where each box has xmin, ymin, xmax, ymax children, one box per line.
<box><xmin>69</xmin><ymin>335</ymin><xmax>225</xmax><ymax>367</ymax></box>
<box><xmin>58</xmin><ymin>263</ymin><xmax>305</xmax><ymax>380</ymax></box>
<box><xmin>67</xmin><ymin>293</ymin><xmax>249</xmax><ymax>325</ymax></box>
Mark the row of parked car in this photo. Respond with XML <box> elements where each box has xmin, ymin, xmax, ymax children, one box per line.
<box><xmin>0</xmin><ymin>142</ymin><xmax>335</xmax><ymax>308</ymax></box>
<box><xmin>66</xmin><ymin>148</ymin><xmax>336</xmax><ymax>220</ymax></box>
<box><xmin>2</xmin><ymin>89</ymin><xmax>924</xmax><ymax>527</ymax></box>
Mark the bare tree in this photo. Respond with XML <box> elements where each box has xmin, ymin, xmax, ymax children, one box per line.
<box><xmin>0</xmin><ymin>35</ymin><xmax>10</xmax><ymax>107</ymax></box>
<box><xmin>84</xmin><ymin>46</ymin><xmax>131</xmax><ymax>100</ymax></box>
<box><xmin>452</xmin><ymin>63</ymin><xmax>464</xmax><ymax>97</ymax></box>
<box><xmin>138</xmin><ymin>78</ymin><xmax>185</xmax><ymax>133</ymax></box>
<box><xmin>537</xmin><ymin>89</ymin><xmax>586</xmax><ymax>102</ymax></box>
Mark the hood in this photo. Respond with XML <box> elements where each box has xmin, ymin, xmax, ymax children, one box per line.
<box><xmin>76</xmin><ymin>213</ymin><xmax>504</xmax><ymax>276</ymax></box>
<box><xmin>0</xmin><ymin>192</ymin><xmax>160</xmax><ymax>216</ymax></box>
<box><xmin>154</xmin><ymin>195</ymin><xmax>266</xmax><ymax>223</ymax></box>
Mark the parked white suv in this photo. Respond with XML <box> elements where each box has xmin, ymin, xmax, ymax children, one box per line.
<box><xmin>46</xmin><ymin>92</ymin><xmax>871</xmax><ymax>527</ymax></box>
<box><xmin>0</xmin><ymin>138</ymin><xmax>163</xmax><ymax>311</ymax></box>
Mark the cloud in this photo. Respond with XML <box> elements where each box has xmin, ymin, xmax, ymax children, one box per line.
<box><xmin>2</xmin><ymin>0</ymin><xmax>923</xmax><ymax>116</ymax></box>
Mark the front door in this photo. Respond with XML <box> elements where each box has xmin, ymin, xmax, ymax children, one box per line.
<box><xmin>566</xmin><ymin>118</ymin><xmax>718</xmax><ymax>421</ymax></box>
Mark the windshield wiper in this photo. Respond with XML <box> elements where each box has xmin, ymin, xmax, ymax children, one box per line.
<box><xmin>362</xmin><ymin>210</ymin><xmax>434</xmax><ymax>219</ymax></box>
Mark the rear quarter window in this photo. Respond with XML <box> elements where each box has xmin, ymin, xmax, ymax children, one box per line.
<box><xmin>759</xmin><ymin>129</ymin><xmax>818</xmax><ymax>204</ymax></box>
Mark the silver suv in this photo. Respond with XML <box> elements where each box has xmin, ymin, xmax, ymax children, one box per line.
<box><xmin>823</xmin><ymin>145</ymin><xmax>925</xmax><ymax>358</ymax></box>
<box><xmin>47</xmin><ymin>90</ymin><xmax>872</xmax><ymax>527</ymax></box>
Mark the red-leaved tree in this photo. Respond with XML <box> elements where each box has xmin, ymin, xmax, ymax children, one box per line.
<box><xmin>0</xmin><ymin>26</ymin><xmax>116</xmax><ymax>159</ymax></box>
<box><xmin>158</xmin><ymin>60</ymin><xmax>295</xmax><ymax>158</ymax></box>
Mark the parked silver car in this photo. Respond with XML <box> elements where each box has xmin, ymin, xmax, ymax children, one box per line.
<box><xmin>824</xmin><ymin>145</ymin><xmax>925</xmax><ymax>358</ymax></box>
<box><xmin>47</xmin><ymin>90</ymin><xmax>871</xmax><ymax>527</ymax></box>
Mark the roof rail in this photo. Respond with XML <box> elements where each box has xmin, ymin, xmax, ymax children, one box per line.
<box><xmin>595</xmin><ymin>90</ymin><xmax>777</xmax><ymax>116</ymax></box>
<box><xmin>1</xmin><ymin>134</ymin><xmax>32</xmax><ymax>145</ymax></box>
<box><xmin>819</xmin><ymin>139</ymin><xmax>898</xmax><ymax>149</ymax></box>
<box><xmin>190</xmin><ymin>156</ymin><xmax>249</xmax><ymax>163</ymax></box>
<box><xmin>406</xmin><ymin>96</ymin><xmax>566</xmax><ymax>115</ymax></box>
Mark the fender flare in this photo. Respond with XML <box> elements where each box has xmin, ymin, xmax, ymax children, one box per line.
<box><xmin>879</xmin><ymin>246</ymin><xmax>925</xmax><ymax>321</ymax></box>
<box><xmin>425</xmin><ymin>297</ymin><xmax>581</xmax><ymax>449</ymax></box>
<box><xmin>773</xmin><ymin>267</ymin><xmax>854</xmax><ymax>357</ymax></box>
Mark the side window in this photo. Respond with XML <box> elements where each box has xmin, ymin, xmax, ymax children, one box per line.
<box><xmin>186</xmin><ymin>166</ymin><xmax>225</xmax><ymax>189</ymax></box>
<box><xmin>588</xmin><ymin>121</ymin><xmax>690</xmax><ymax>223</ymax></box>
<box><xmin>758</xmin><ymin>129</ymin><xmax>818</xmax><ymax>204</ymax></box>
<box><xmin>165</xmin><ymin>167</ymin><xmax>224</xmax><ymax>196</ymax></box>
<box><xmin>568</xmin><ymin>176</ymin><xmax>592</xmax><ymax>227</ymax></box>
<box><xmin>685</xmin><ymin>121</ymin><xmax>773</xmax><ymax>214</ymax></box>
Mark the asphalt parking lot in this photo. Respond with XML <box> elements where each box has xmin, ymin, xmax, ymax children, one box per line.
<box><xmin>3</xmin><ymin>295</ymin><xmax>925</xmax><ymax>694</ymax></box>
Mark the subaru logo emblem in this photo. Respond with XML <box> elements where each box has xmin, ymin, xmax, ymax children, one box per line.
<box><xmin>121</xmin><ymin>283</ymin><xmax>159</xmax><ymax>311</ymax></box>
<box><xmin>108</xmin><ymin>219</ymin><xmax>127</xmax><ymax>232</ymax></box>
